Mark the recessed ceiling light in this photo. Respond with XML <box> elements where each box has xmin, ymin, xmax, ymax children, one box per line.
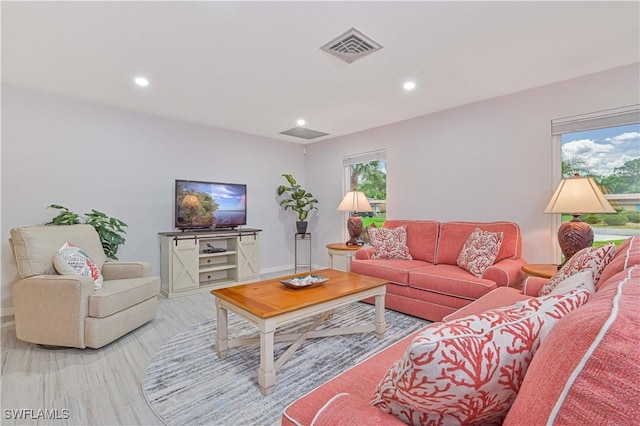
<box><xmin>403</xmin><ymin>81</ymin><xmax>416</xmax><ymax>91</ymax></box>
<box><xmin>296</xmin><ymin>119</ymin><xmax>306</xmax><ymax>126</ymax></box>
<box><xmin>134</xmin><ymin>77</ymin><xmax>149</xmax><ymax>87</ymax></box>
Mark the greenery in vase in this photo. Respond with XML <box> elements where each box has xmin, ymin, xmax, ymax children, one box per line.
<box><xmin>46</xmin><ymin>204</ymin><xmax>127</xmax><ymax>260</ymax></box>
<box><xmin>276</xmin><ymin>174</ymin><xmax>318</xmax><ymax>222</ymax></box>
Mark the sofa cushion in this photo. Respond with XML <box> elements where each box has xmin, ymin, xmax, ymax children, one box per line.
<box><xmin>436</xmin><ymin>221</ymin><xmax>522</xmax><ymax>265</ymax></box>
<box><xmin>54</xmin><ymin>241</ymin><xmax>104</xmax><ymax>290</ymax></box>
<box><xmin>408</xmin><ymin>264</ymin><xmax>497</xmax><ymax>300</ymax></box>
<box><xmin>371</xmin><ymin>290</ymin><xmax>591</xmax><ymax>426</ymax></box>
<box><xmin>457</xmin><ymin>227</ymin><xmax>504</xmax><ymax>278</ymax></box>
<box><xmin>383</xmin><ymin>220</ymin><xmax>440</xmax><ymax>263</ymax></box>
<box><xmin>596</xmin><ymin>235</ymin><xmax>640</xmax><ymax>289</ymax></box>
<box><xmin>369</xmin><ymin>225</ymin><xmax>412</xmax><ymax>260</ymax></box>
<box><xmin>504</xmin><ymin>265</ymin><xmax>640</xmax><ymax>425</ymax></box>
<box><xmin>539</xmin><ymin>244</ymin><xmax>616</xmax><ymax>296</ymax></box>
<box><xmin>351</xmin><ymin>259</ymin><xmax>431</xmax><ymax>286</ymax></box>
<box><xmin>88</xmin><ymin>276</ymin><xmax>160</xmax><ymax>318</ymax></box>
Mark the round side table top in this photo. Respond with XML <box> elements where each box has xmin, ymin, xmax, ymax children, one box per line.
<box><xmin>521</xmin><ymin>263</ymin><xmax>559</xmax><ymax>279</ymax></box>
<box><xmin>326</xmin><ymin>243</ymin><xmax>362</xmax><ymax>252</ymax></box>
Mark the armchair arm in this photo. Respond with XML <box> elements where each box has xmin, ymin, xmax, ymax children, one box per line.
<box><xmin>101</xmin><ymin>261</ymin><xmax>151</xmax><ymax>280</ymax></box>
<box><xmin>482</xmin><ymin>258</ymin><xmax>527</xmax><ymax>288</ymax></box>
<box><xmin>355</xmin><ymin>247</ymin><xmax>374</xmax><ymax>260</ymax></box>
<box><xmin>523</xmin><ymin>276</ymin><xmax>549</xmax><ymax>297</ymax></box>
<box><xmin>12</xmin><ymin>275</ymin><xmax>93</xmax><ymax>348</ymax></box>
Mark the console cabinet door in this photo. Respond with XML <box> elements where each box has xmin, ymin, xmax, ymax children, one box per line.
<box><xmin>171</xmin><ymin>239</ymin><xmax>199</xmax><ymax>291</ymax></box>
<box><xmin>237</xmin><ymin>234</ymin><xmax>259</xmax><ymax>280</ymax></box>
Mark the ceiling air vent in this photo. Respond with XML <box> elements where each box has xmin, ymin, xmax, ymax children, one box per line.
<box><xmin>280</xmin><ymin>127</ymin><xmax>329</xmax><ymax>140</ymax></box>
<box><xmin>321</xmin><ymin>27</ymin><xmax>383</xmax><ymax>64</ymax></box>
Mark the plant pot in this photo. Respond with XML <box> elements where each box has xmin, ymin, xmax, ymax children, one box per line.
<box><xmin>296</xmin><ymin>221</ymin><xmax>308</xmax><ymax>234</ymax></box>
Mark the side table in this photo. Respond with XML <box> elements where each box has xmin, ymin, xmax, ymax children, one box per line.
<box><xmin>521</xmin><ymin>263</ymin><xmax>558</xmax><ymax>279</ymax></box>
<box><xmin>327</xmin><ymin>243</ymin><xmax>361</xmax><ymax>272</ymax></box>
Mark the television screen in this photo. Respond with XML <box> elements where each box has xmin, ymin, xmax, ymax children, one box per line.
<box><xmin>175</xmin><ymin>179</ymin><xmax>247</xmax><ymax>229</ymax></box>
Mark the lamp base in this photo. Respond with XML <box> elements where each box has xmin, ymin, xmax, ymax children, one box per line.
<box><xmin>558</xmin><ymin>215</ymin><xmax>594</xmax><ymax>262</ymax></box>
<box><xmin>346</xmin><ymin>215</ymin><xmax>364</xmax><ymax>246</ymax></box>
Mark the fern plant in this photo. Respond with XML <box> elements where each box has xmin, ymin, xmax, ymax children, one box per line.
<box><xmin>46</xmin><ymin>204</ymin><xmax>127</xmax><ymax>259</ymax></box>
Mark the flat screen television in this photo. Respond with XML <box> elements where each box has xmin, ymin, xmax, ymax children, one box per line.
<box><xmin>175</xmin><ymin>179</ymin><xmax>247</xmax><ymax>230</ymax></box>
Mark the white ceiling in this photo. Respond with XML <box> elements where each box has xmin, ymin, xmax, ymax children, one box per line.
<box><xmin>2</xmin><ymin>1</ymin><xmax>639</xmax><ymax>143</ymax></box>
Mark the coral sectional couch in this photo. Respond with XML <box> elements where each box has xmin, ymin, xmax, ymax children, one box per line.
<box><xmin>283</xmin><ymin>235</ymin><xmax>639</xmax><ymax>425</ymax></box>
<box><xmin>351</xmin><ymin>220</ymin><xmax>527</xmax><ymax>321</ymax></box>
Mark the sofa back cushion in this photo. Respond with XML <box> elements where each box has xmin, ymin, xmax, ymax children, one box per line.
<box><xmin>504</xmin><ymin>265</ymin><xmax>640</xmax><ymax>425</ymax></box>
<box><xmin>371</xmin><ymin>290</ymin><xmax>591</xmax><ymax>425</ymax></box>
<box><xmin>383</xmin><ymin>220</ymin><xmax>440</xmax><ymax>263</ymax></box>
<box><xmin>436</xmin><ymin>221</ymin><xmax>522</xmax><ymax>265</ymax></box>
<box><xmin>10</xmin><ymin>225</ymin><xmax>106</xmax><ymax>278</ymax></box>
<box><xmin>596</xmin><ymin>235</ymin><xmax>639</xmax><ymax>290</ymax></box>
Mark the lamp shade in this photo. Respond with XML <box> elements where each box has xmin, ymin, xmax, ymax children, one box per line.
<box><xmin>544</xmin><ymin>175</ymin><xmax>615</xmax><ymax>214</ymax></box>
<box><xmin>337</xmin><ymin>191</ymin><xmax>373</xmax><ymax>212</ymax></box>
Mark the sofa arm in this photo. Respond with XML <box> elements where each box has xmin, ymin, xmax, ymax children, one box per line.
<box><xmin>355</xmin><ymin>247</ymin><xmax>374</xmax><ymax>260</ymax></box>
<box><xmin>12</xmin><ymin>275</ymin><xmax>93</xmax><ymax>348</ymax></box>
<box><xmin>102</xmin><ymin>261</ymin><xmax>151</xmax><ymax>280</ymax></box>
<box><xmin>309</xmin><ymin>393</ymin><xmax>405</xmax><ymax>426</ymax></box>
<box><xmin>482</xmin><ymin>258</ymin><xmax>527</xmax><ymax>288</ymax></box>
<box><xmin>523</xmin><ymin>276</ymin><xmax>549</xmax><ymax>296</ymax></box>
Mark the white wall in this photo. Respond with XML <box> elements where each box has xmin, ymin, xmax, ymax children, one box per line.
<box><xmin>1</xmin><ymin>85</ymin><xmax>306</xmax><ymax>311</ymax></box>
<box><xmin>305</xmin><ymin>64</ymin><xmax>640</xmax><ymax>266</ymax></box>
<box><xmin>2</xmin><ymin>64</ymin><xmax>639</xmax><ymax>312</ymax></box>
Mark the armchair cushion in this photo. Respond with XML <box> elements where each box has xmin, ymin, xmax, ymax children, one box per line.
<box><xmin>89</xmin><ymin>276</ymin><xmax>160</xmax><ymax>318</ymax></box>
<box><xmin>10</xmin><ymin>224</ymin><xmax>107</xmax><ymax>278</ymax></box>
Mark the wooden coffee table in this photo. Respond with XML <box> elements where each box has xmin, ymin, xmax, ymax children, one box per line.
<box><xmin>211</xmin><ymin>268</ymin><xmax>388</xmax><ymax>395</ymax></box>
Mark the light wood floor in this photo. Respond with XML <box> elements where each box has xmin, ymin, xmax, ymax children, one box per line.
<box><xmin>1</xmin><ymin>270</ymin><xmax>296</xmax><ymax>426</ymax></box>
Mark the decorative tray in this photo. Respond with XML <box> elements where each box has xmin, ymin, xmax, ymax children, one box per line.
<box><xmin>280</xmin><ymin>274</ymin><xmax>328</xmax><ymax>289</ymax></box>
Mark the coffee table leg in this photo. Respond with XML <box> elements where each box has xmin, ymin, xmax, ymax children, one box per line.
<box><xmin>374</xmin><ymin>293</ymin><xmax>386</xmax><ymax>339</ymax></box>
<box><xmin>258</xmin><ymin>319</ymin><xmax>276</xmax><ymax>396</ymax></box>
<box><xmin>216</xmin><ymin>301</ymin><xmax>229</xmax><ymax>359</ymax></box>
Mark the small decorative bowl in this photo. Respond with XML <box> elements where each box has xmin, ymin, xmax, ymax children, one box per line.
<box><xmin>280</xmin><ymin>274</ymin><xmax>329</xmax><ymax>289</ymax></box>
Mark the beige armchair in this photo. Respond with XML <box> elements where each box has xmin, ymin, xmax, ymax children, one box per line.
<box><xmin>9</xmin><ymin>224</ymin><xmax>160</xmax><ymax>349</ymax></box>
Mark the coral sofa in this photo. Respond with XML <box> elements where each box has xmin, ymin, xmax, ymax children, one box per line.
<box><xmin>283</xmin><ymin>235</ymin><xmax>639</xmax><ymax>425</ymax></box>
<box><xmin>351</xmin><ymin>220</ymin><xmax>527</xmax><ymax>321</ymax></box>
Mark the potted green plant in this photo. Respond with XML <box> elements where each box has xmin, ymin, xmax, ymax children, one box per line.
<box><xmin>46</xmin><ymin>204</ymin><xmax>127</xmax><ymax>260</ymax></box>
<box><xmin>276</xmin><ymin>174</ymin><xmax>319</xmax><ymax>234</ymax></box>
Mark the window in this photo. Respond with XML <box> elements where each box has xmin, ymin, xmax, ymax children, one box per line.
<box><xmin>552</xmin><ymin>105</ymin><xmax>640</xmax><ymax>256</ymax></box>
<box><xmin>343</xmin><ymin>150</ymin><xmax>387</xmax><ymax>240</ymax></box>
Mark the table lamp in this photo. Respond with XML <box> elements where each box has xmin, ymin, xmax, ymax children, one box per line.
<box><xmin>337</xmin><ymin>191</ymin><xmax>373</xmax><ymax>246</ymax></box>
<box><xmin>544</xmin><ymin>174</ymin><xmax>615</xmax><ymax>262</ymax></box>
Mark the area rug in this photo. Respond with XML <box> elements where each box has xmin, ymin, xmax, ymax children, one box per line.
<box><xmin>143</xmin><ymin>303</ymin><xmax>428</xmax><ymax>426</ymax></box>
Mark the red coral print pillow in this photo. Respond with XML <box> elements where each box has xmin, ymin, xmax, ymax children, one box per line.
<box><xmin>457</xmin><ymin>228</ymin><xmax>504</xmax><ymax>278</ymax></box>
<box><xmin>539</xmin><ymin>243</ymin><xmax>616</xmax><ymax>296</ymax></box>
<box><xmin>371</xmin><ymin>290</ymin><xmax>591</xmax><ymax>425</ymax></box>
<box><xmin>369</xmin><ymin>225</ymin><xmax>412</xmax><ymax>260</ymax></box>
<box><xmin>53</xmin><ymin>241</ymin><xmax>104</xmax><ymax>290</ymax></box>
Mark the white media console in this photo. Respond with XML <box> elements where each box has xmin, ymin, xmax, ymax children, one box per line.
<box><xmin>158</xmin><ymin>228</ymin><xmax>261</xmax><ymax>298</ymax></box>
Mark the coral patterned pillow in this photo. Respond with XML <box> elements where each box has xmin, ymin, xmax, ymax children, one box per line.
<box><xmin>539</xmin><ymin>244</ymin><xmax>616</xmax><ymax>296</ymax></box>
<box><xmin>457</xmin><ymin>227</ymin><xmax>504</xmax><ymax>278</ymax></box>
<box><xmin>54</xmin><ymin>241</ymin><xmax>104</xmax><ymax>290</ymax></box>
<box><xmin>369</xmin><ymin>225</ymin><xmax>412</xmax><ymax>260</ymax></box>
<box><xmin>371</xmin><ymin>290</ymin><xmax>591</xmax><ymax>425</ymax></box>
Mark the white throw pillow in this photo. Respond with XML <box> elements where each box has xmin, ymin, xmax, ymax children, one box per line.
<box><xmin>548</xmin><ymin>270</ymin><xmax>595</xmax><ymax>296</ymax></box>
<box><xmin>54</xmin><ymin>241</ymin><xmax>104</xmax><ymax>290</ymax></box>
